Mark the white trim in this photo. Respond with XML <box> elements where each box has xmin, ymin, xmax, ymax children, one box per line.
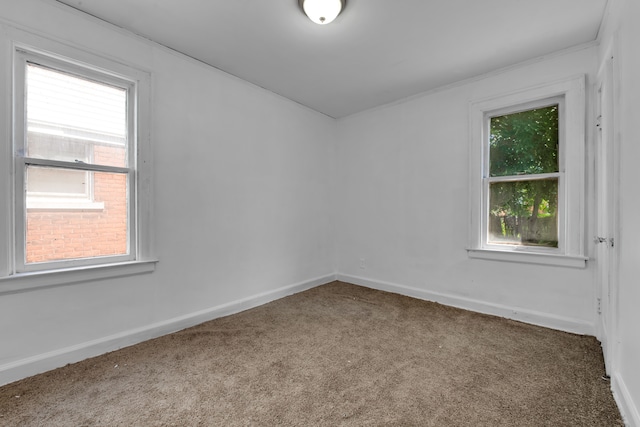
<box><xmin>0</xmin><ymin>25</ymin><xmax>14</xmax><ymax>279</ymax></box>
<box><xmin>337</xmin><ymin>273</ymin><xmax>594</xmax><ymax>335</ymax></box>
<box><xmin>0</xmin><ymin>25</ymin><xmax>154</xmax><ymax>277</ymax></box>
<box><xmin>13</xmin><ymin>49</ymin><xmax>138</xmax><ymax>272</ymax></box>
<box><xmin>612</xmin><ymin>372</ymin><xmax>640</xmax><ymax>427</ymax></box>
<box><xmin>595</xmin><ymin>30</ymin><xmax>622</xmax><ymax>383</ymax></box>
<box><xmin>486</xmin><ymin>172</ymin><xmax>561</xmax><ymax>183</ymax></box>
<box><xmin>0</xmin><ymin>259</ymin><xmax>157</xmax><ymax>295</ymax></box>
<box><xmin>467</xmin><ymin>248</ymin><xmax>588</xmax><ymax>268</ymax></box>
<box><xmin>0</xmin><ymin>273</ymin><xmax>337</xmax><ymax>386</ymax></box>
<box><xmin>468</xmin><ymin>75</ymin><xmax>586</xmax><ymax>265</ymax></box>
<box><xmin>23</xmin><ymin>158</ymin><xmax>130</xmax><ymax>174</ymax></box>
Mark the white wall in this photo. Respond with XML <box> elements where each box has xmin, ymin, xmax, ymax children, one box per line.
<box><xmin>335</xmin><ymin>46</ymin><xmax>599</xmax><ymax>334</ymax></box>
<box><xmin>0</xmin><ymin>0</ymin><xmax>336</xmax><ymax>385</ymax></box>
<box><xmin>598</xmin><ymin>0</ymin><xmax>640</xmax><ymax>425</ymax></box>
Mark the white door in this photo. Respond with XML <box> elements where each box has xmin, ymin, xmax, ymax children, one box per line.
<box><xmin>595</xmin><ymin>54</ymin><xmax>616</xmax><ymax>373</ymax></box>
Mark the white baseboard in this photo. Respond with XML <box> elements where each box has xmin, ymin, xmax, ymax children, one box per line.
<box><xmin>0</xmin><ymin>273</ymin><xmax>337</xmax><ymax>387</ymax></box>
<box><xmin>0</xmin><ymin>273</ymin><xmax>599</xmax><ymax>387</ymax></box>
<box><xmin>337</xmin><ymin>273</ymin><xmax>594</xmax><ymax>335</ymax></box>
<box><xmin>613</xmin><ymin>372</ymin><xmax>640</xmax><ymax>427</ymax></box>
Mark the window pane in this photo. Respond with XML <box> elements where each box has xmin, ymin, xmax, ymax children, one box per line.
<box><xmin>25</xmin><ymin>167</ymin><xmax>129</xmax><ymax>263</ymax></box>
<box><xmin>488</xmin><ymin>178</ymin><xmax>558</xmax><ymax>248</ymax></box>
<box><xmin>26</xmin><ymin>63</ymin><xmax>127</xmax><ymax>168</ymax></box>
<box><xmin>27</xmin><ymin>167</ymin><xmax>88</xmax><ymax>197</ymax></box>
<box><xmin>489</xmin><ymin>105</ymin><xmax>559</xmax><ymax>177</ymax></box>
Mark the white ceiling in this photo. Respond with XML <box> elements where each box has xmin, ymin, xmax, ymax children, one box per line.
<box><xmin>56</xmin><ymin>0</ymin><xmax>608</xmax><ymax>118</ymax></box>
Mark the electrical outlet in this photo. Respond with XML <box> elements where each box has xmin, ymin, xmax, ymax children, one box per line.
<box><xmin>359</xmin><ymin>258</ymin><xmax>366</xmax><ymax>269</ymax></box>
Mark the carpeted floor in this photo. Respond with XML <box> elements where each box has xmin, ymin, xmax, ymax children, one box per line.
<box><xmin>0</xmin><ymin>281</ymin><xmax>623</xmax><ymax>426</ymax></box>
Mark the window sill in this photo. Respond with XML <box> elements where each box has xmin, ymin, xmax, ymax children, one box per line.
<box><xmin>0</xmin><ymin>260</ymin><xmax>158</xmax><ymax>295</ymax></box>
<box><xmin>467</xmin><ymin>248</ymin><xmax>588</xmax><ymax>268</ymax></box>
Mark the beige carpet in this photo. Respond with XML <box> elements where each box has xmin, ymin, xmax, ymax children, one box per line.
<box><xmin>0</xmin><ymin>281</ymin><xmax>623</xmax><ymax>426</ymax></box>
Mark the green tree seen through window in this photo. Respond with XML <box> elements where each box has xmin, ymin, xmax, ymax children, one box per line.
<box><xmin>488</xmin><ymin>105</ymin><xmax>559</xmax><ymax>247</ymax></box>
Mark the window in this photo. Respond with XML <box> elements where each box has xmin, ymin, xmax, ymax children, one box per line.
<box><xmin>487</xmin><ymin>102</ymin><xmax>560</xmax><ymax>248</ymax></box>
<box><xmin>15</xmin><ymin>54</ymin><xmax>132</xmax><ymax>270</ymax></box>
<box><xmin>1</xmin><ymin>38</ymin><xmax>155</xmax><ymax>282</ymax></box>
<box><xmin>468</xmin><ymin>76</ymin><xmax>587</xmax><ymax>267</ymax></box>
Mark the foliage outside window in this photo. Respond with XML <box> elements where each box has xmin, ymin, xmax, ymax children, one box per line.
<box><xmin>487</xmin><ymin>105</ymin><xmax>560</xmax><ymax>248</ymax></box>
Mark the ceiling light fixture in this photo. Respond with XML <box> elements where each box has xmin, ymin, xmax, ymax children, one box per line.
<box><xmin>299</xmin><ymin>0</ymin><xmax>345</xmax><ymax>25</ymax></box>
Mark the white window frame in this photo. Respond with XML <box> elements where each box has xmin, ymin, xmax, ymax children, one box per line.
<box><xmin>0</xmin><ymin>28</ymin><xmax>156</xmax><ymax>293</ymax></box>
<box><xmin>14</xmin><ymin>51</ymin><xmax>136</xmax><ymax>272</ymax></box>
<box><xmin>467</xmin><ymin>76</ymin><xmax>587</xmax><ymax>268</ymax></box>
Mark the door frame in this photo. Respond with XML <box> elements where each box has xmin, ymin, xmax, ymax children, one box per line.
<box><xmin>594</xmin><ymin>37</ymin><xmax>620</xmax><ymax>375</ymax></box>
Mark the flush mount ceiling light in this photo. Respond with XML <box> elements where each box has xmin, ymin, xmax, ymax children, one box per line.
<box><xmin>299</xmin><ymin>0</ymin><xmax>345</xmax><ymax>25</ymax></box>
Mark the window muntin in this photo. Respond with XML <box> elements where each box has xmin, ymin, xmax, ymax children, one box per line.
<box><xmin>485</xmin><ymin>103</ymin><xmax>561</xmax><ymax>249</ymax></box>
<box><xmin>15</xmin><ymin>51</ymin><xmax>136</xmax><ymax>271</ymax></box>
